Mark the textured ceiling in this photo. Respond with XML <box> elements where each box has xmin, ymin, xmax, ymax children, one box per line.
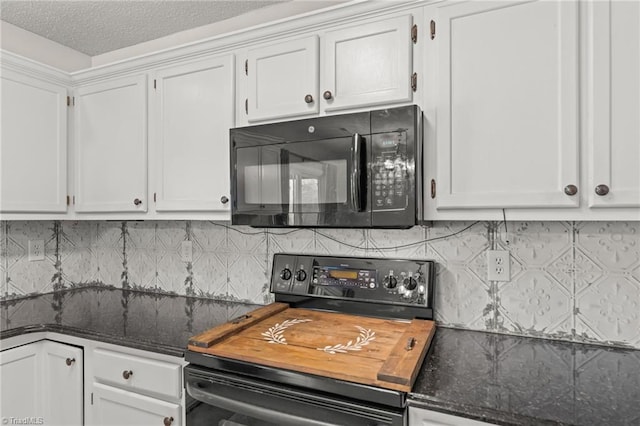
<box><xmin>0</xmin><ymin>1</ymin><xmax>289</xmax><ymax>56</ymax></box>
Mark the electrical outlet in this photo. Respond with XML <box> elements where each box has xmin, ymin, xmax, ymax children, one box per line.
<box><xmin>28</xmin><ymin>240</ymin><xmax>45</xmax><ymax>261</ymax></box>
<box><xmin>487</xmin><ymin>250</ymin><xmax>510</xmax><ymax>281</ymax></box>
<box><xmin>181</xmin><ymin>240</ymin><xmax>193</xmax><ymax>262</ymax></box>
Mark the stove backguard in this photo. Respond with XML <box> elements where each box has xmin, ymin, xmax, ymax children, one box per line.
<box><xmin>270</xmin><ymin>253</ymin><xmax>435</xmax><ymax>320</ymax></box>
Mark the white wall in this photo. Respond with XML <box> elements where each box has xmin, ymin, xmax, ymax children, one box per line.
<box><xmin>0</xmin><ymin>21</ymin><xmax>91</xmax><ymax>72</ymax></box>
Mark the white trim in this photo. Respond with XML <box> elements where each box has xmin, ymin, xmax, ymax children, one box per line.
<box><xmin>70</xmin><ymin>1</ymin><xmax>430</xmax><ymax>85</ymax></box>
<box><xmin>0</xmin><ymin>50</ymin><xmax>72</xmax><ymax>86</ymax></box>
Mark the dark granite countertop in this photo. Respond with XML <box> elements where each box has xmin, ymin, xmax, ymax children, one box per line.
<box><xmin>0</xmin><ymin>286</ymin><xmax>257</xmax><ymax>357</ymax></box>
<box><xmin>410</xmin><ymin>327</ymin><xmax>640</xmax><ymax>426</ymax></box>
<box><xmin>2</xmin><ymin>288</ymin><xmax>639</xmax><ymax>425</ymax></box>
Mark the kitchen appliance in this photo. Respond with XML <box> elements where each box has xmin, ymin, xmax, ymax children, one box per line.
<box><xmin>185</xmin><ymin>253</ymin><xmax>436</xmax><ymax>426</ymax></box>
<box><xmin>230</xmin><ymin>105</ymin><xmax>422</xmax><ymax>228</ymax></box>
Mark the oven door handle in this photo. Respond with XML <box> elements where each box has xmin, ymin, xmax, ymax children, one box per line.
<box><xmin>350</xmin><ymin>133</ymin><xmax>366</xmax><ymax>212</ymax></box>
<box><xmin>187</xmin><ymin>379</ymin><xmax>334</xmax><ymax>426</ymax></box>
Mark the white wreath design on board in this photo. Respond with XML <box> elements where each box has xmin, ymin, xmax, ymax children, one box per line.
<box><xmin>317</xmin><ymin>326</ymin><xmax>376</xmax><ymax>354</ymax></box>
<box><xmin>261</xmin><ymin>319</ymin><xmax>312</xmax><ymax>345</ymax></box>
<box><xmin>261</xmin><ymin>320</ymin><xmax>376</xmax><ymax>354</ymax></box>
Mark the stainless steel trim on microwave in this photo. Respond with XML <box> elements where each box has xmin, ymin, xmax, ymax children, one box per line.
<box><xmin>351</xmin><ymin>133</ymin><xmax>364</xmax><ymax>212</ymax></box>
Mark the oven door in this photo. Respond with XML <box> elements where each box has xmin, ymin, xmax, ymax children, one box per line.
<box><xmin>185</xmin><ymin>366</ymin><xmax>405</xmax><ymax>426</ymax></box>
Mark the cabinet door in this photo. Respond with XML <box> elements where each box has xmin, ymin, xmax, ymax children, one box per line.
<box><xmin>41</xmin><ymin>341</ymin><xmax>83</xmax><ymax>426</ymax></box>
<box><xmin>589</xmin><ymin>0</ymin><xmax>640</xmax><ymax>208</ymax></box>
<box><xmin>435</xmin><ymin>1</ymin><xmax>579</xmax><ymax>209</ymax></box>
<box><xmin>92</xmin><ymin>383</ymin><xmax>181</xmax><ymax>426</ymax></box>
<box><xmin>246</xmin><ymin>36</ymin><xmax>319</xmax><ymax>122</ymax></box>
<box><xmin>0</xmin><ymin>342</ymin><xmax>42</xmax><ymax>419</ymax></box>
<box><xmin>0</xmin><ymin>70</ymin><xmax>67</xmax><ymax>213</ymax></box>
<box><xmin>322</xmin><ymin>15</ymin><xmax>413</xmax><ymax>112</ymax></box>
<box><xmin>74</xmin><ymin>75</ymin><xmax>147</xmax><ymax>212</ymax></box>
<box><xmin>152</xmin><ymin>55</ymin><xmax>234</xmax><ymax>213</ymax></box>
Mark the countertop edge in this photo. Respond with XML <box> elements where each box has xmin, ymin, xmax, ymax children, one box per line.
<box><xmin>0</xmin><ymin>324</ymin><xmax>185</xmax><ymax>358</ymax></box>
<box><xmin>406</xmin><ymin>394</ymin><xmax>577</xmax><ymax>426</ymax></box>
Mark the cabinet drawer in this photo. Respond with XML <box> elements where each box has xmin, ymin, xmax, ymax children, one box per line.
<box><xmin>93</xmin><ymin>348</ymin><xmax>182</xmax><ymax>400</ymax></box>
<box><xmin>93</xmin><ymin>383</ymin><xmax>181</xmax><ymax>426</ymax></box>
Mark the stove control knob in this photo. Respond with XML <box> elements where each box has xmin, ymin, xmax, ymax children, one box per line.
<box><xmin>295</xmin><ymin>269</ymin><xmax>307</xmax><ymax>281</ymax></box>
<box><xmin>404</xmin><ymin>277</ymin><xmax>418</xmax><ymax>291</ymax></box>
<box><xmin>384</xmin><ymin>276</ymin><xmax>398</xmax><ymax>289</ymax></box>
<box><xmin>280</xmin><ymin>268</ymin><xmax>292</xmax><ymax>281</ymax></box>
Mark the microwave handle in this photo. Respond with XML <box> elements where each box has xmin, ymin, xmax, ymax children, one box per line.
<box><xmin>350</xmin><ymin>133</ymin><xmax>365</xmax><ymax>212</ymax></box>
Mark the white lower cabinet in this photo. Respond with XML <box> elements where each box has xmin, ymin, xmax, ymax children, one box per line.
<box><xmin>0</xmin><ymin>342</ymin><xmax>42</xmax><ymax>420</ymax></box>
<box><xmin>92</xmin><ymin>348</ymin><xmax>182</xmax><ymax>401</ymax></box>
<box><xmin>92</xmin><ymin>383</ymin><xmax>181</xmax><ymax>426</ymax></box>
<box><xmin>88</xmin><ymin>345</ymin><xmax>185</xmax><ymax>426</ymax></box>
<box><xmin>0</xmin><ymin>334</ymin><xmax>185</xmax><ymax>426</ymax></box>
<box><xmin>41</xmin><ymin>341</ymin><xmax>84</xmax><ymax>425</ymax></box>
<box><xmin>0</xmin><ymin>340</ymin><xmax>83</xmax><ymax>426</ymax></box>
<box><xmin>409</xmin><ymin>406</ymin><xmax>495</xmax><ymax>426</ymax></box>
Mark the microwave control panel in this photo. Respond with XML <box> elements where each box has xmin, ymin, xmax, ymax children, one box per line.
<box><xmin>371</xmin><ymin>132</ymin><xmax>408</xmax><ymax>212</ymax></box>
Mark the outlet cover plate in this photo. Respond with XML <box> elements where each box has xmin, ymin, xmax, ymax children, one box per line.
<box><xmin>487</xmin><ymin>250</ymin><xmax>510</xmax><ymax>281</ymax></box>
<box><xmin>28</xmin><ymin>240</ymin><xmax>45</xmax><ymax>261</ymax></box>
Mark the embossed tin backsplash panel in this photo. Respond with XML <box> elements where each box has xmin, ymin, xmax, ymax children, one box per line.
<box><xmin>1</xmin><ymin>220</ymin><xmax>639</xmax><ymax>349</ymax></box>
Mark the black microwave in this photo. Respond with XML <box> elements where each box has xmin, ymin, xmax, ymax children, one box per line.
<box><xmin>230</xmin><ymin>105</ymin><xmax>422</xmax><ymax>228</ymax></box>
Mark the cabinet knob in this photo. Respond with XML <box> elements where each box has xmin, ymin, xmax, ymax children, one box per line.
<box><xmin>134</xmin><ymin>198</ymin><xmax>143</xmax><ymax>206</ymax></box>
<box><xmin>122</xmin><ymin>370</ymin><xmax>133</xmax><ymax>379</ymax></box>
<box><xmin>65</xmin><ymin>358</ymin><xmax>75</xmax><ymax>366</ymax></box>
<box><xmin>595</xmin><ymin>184</ymin><xmax>610</xmax><ymax>196</ymax></box>
<box><xmin>220</xmin><ymin>196</ymin><xmax>229</xmax><ymax>204</ymax></box>
<box><xmin>323</xmin><ymin>90</ymin><xmax>333</xmax><ymax>100</ymax></box>
<box><xmin>163</xmin><ymin>417</ymin><xmax>174</xmax><ymax>426</ymax></box>
<box><xmin>304</xmin><ymin>94</ymin><xmax>314</xmax><ymax>104</ymax></box>
<box><xmin>564</xmin><ymin>185</ymin><xmax>578</xmax><ymax>196</ymax></box>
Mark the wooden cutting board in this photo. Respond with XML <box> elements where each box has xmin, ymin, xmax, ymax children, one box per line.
<box><xmin>188</xmin><ymin>303</ymin><xmax>436</xmax><ymax>392</ymax></box>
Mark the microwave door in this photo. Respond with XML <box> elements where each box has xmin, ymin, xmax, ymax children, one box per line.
<box><xmin>283</xmin><ymin>139</ymin><xmax>369</xmax><ymax>227</ymax></box>
<box><xmin>287</xmin><ymin>158</ymin><xmax>336</xmax><ymax>226</ymax></box>
<box><xmin>234</xmin><ymin>137</ymin><xmax>371</xmax><ymax>227</ymax></box>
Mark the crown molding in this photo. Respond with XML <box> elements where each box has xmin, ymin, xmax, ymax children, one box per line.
<box><xmin>70</xmin><ymin>0</ymin><xmax>429</xmax><ymax>85</ymax></box>
<box><xmin>1</xmin><ymin>50</ymin><xmax>72</xmax><ymax>87</ymax></box>
<box><xmin>3</xmin><ymin>0</ymin><xmax>432</xmax><ymax>87</ymax></box>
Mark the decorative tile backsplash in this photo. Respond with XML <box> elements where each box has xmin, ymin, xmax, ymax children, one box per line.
<box><xmin>1</xmin><ymin>220</ymin><xmax>639</xmax><ymax>349</ymax></box>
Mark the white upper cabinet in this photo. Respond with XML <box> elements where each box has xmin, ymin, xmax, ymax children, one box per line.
<box><xmin>151</xmin><ymin>55</ymin><xmax>235</xmax><ymax>214</ymax></box>
<box><xmin>588</xmin><ymin>0</ymin><xmax>640</xmax><ymax>208</ymax></box>
<box><xmin>246</xmin><ymin>36</ymin><xmax>319</xmax><ymax>122</ymax></box>
<box><xmin>434</xmin><ymin>1</ymin><xmax>579</xmax><ymax>209</ymax></box>
<box><xmin>74</xmin><ymin>75</ymin><xmax>148</xmax><ymax>213</ymax></box>
<box><xmin>322</xmin><ymin>15</ymin><xmax>413</xmax><ymax>113</ymax></box>
<box><xmin>243</xmin><ymin>13</ymin><xmax>416</xmax><ymax>123</ymax></box>
<box><xmin>1</xmin><ymin>70</ymin><xmax>68</xmax><ymax>213</ymax></box>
